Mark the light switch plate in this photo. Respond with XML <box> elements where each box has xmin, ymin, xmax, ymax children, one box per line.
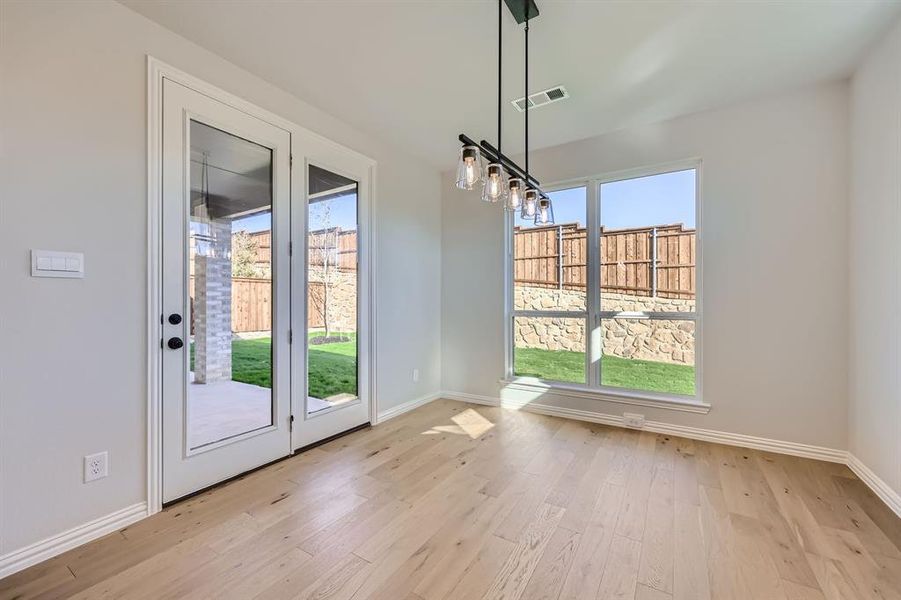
<box><xmin>31</xmin><ymin>250</ymin><xmax>84</xmax><ymax>278</ymax></box>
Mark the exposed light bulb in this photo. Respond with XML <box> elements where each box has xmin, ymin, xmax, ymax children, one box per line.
<box><xmin>455</xmin><ymin>145</ymin><xmax>483</xmax><ymax>190</ymax></box>
<box><xmin>465</xmin><ymin>162</ymin><xmax>477</xmax><ymax>185</ymax></box>
<box><xmin>535</xmin><ymin>198</ymin><xmax>554</xmax><ymax>225</ymax></box>
<box><xmin>481</xmin><ymin>163</ymin><xmax>508</xmax><ymax>203</ymax></box>
<box><xmin>506</xmin><ymin>178</ymin><xmax>524</xmax><ymax>211</ymax></box>
<box><xmin>521</xmin><ymin>189</ymin><xmax>538</xmax><ymax>218</ymax></box>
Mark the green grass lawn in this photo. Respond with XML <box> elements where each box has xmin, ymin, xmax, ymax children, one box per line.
<box><xmin>193</xmin><ymin>335</ymin><xmax>693</xmax><ymax>399</ymax></box>
<box><xmin>514</xmin><ymin>347</ymin><xmax>695</xmax><ymax>396</ymax></box>
<box><xmin>191</xmin><ymin>332</ymin><xmax>357</xmax><ymax>399</ymax></box>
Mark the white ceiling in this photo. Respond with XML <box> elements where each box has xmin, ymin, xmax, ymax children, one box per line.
<box><xmin>122</xmin><ymin>0</ymin><xmax>901</xmax><ymax>170</ymax></box>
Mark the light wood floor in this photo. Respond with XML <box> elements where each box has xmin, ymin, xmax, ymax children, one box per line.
<box><xmin>3</xmin><ymin>400</ymin><xmax>900</xmax><ymax>600</ymax></box>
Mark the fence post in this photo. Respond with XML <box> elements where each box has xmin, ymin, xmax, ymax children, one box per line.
<box><xmin>651</xmin><ymin>226</ymin><xmax>658</xmax><ymax>298</ymax></box>
<box><xmin>557</xmin><ymin>225</ymin><xmax>563</xmax><ymax>290</ymax></box>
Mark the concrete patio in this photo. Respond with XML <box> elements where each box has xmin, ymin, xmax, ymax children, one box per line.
<box><xmin>187</xmin><ymin>375</ymin><xmax>346</xmax><ymax>448</ymax></box>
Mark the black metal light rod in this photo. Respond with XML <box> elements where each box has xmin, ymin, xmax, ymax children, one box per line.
<box><xmin>458</xmin><ymin>133</ymin><xmax>547</xmax><ymax>199</ymax></box>
<box><xmin>478</xmin><ymin>140</ymin><xmax>542</xmax><ymax>186</ymax></box>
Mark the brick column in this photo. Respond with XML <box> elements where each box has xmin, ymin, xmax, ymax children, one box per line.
<box><xmin>194</xmin><ymin>219</ymin><xmax>232</xmax><ymax>383</ymax></box>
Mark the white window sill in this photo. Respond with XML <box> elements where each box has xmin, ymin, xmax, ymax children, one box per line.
<box><xmin>499</xmin><ymin>378</ymin><xmax>711</xmax><ymax>415</ymax></box>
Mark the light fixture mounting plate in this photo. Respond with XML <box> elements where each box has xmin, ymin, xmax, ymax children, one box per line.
<box><xmin>503</xmin><ymin>0</ymin><xmax>539</xmax><ymax>24</ymax></box>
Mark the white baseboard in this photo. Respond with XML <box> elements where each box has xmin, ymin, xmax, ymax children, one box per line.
<box><xmin>0</xmin><ymin>502</ymin><xmax>148</xmax><ymax>579</ymax></box>
<box><xmin>375</xmin><ymin>391</ymin><xmax>442</xmax><ymax>424</ymax></box>
<box><xmin>442</xmin><ymin>391</ymin><xmax>846</xmax><ymax>463</ymax></box>
<box><xmin>847</xmin><ymin>454</ymin><xmax>901</xmax><ymax>518</ymax></box>
<box><xmin>442</xmin><ymin>391</ymin><xmax>901</xmax><ymax>516</ymax></box>
<box><xmin>3</xmin><ymin>398</ymin><xmax>897</xmax><ymax>582</ymax></box>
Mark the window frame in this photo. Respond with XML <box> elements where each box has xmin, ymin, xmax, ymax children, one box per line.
<box><xmin>504</xmin><ymin>159</ymin><xmax>707</xmax><ymax>413</ymax></box>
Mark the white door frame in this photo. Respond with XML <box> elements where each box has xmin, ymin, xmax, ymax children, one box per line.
<box><xmin>291</xmin><ymin>150</ymin><xmax>374</xmax><ymax>449</ymax></box>
<box><xmin>146</xmin><ymin>57</ymin><xmax>378</xmax><ymax>514</ymax></box>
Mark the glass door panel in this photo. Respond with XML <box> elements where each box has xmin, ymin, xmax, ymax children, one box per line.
<box><xmin>306</xmin><ymin>165</ymin><xmax>359</xmax><ymax>416</ymax></box>
<box><xmin>162</xmin><ymin>77</ymin><xmax>291</xmax><ymax>503</ymax></box>
<box><xmin>187</xmin><ymin>120</ymin><xmax>275</xmax><ymax>450</ymax></box>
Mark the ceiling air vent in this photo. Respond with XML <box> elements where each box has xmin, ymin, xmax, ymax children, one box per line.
<box><xmin>511</xmin><ymin>85</ymin><xmax>569</xmax><ymax>112</ymax></box>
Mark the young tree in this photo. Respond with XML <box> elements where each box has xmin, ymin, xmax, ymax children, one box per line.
<box><xmin>231</xmin><ymin>230</ymin><xmax>269</xmax><ymax>278</ymax></box>
<box><xmin>308</xmin><ymin>202</ymin><xmax>339</xmax><ymax>338</ymax></box>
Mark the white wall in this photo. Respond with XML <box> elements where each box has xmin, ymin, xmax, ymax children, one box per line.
<box><xmin>443</xmin><ymin>82</ymin><xmax>850</xmax><ymax>450</ymax></box>
<box><xmin>849</xmin><ymin>19</ymin><xmax>901</xmax><ymax>498</ymax></box>
<box><xmin>0</xmin><ymin>0</ymin><xmax>441</xmax><ymax>556</ymax></box>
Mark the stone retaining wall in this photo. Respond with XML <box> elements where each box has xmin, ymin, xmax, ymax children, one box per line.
<box><xmin>514</xmin><ymin>288</ymin><xmax>695</xmax><ymax>365</ymax></box>
<box><xmin>309</xmin><ymin>268</ymin><xmax>357</xmax><ymax>332</ymax></box>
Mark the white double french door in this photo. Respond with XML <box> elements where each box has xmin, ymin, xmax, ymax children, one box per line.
<box><xmin>160</xmin><ymin>77</ymin><xmax>371</xmax><ymax>503</ymax></box>
<box><xmin>291</xmin><ymin>142</ymin><xmax>372</xmax><ymax>449</ymax></box>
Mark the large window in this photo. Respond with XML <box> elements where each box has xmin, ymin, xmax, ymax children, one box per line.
<box><xmin>513</xmin><ymin>186</ymin><xmax>588</xmax><ymax>383</ymax></box>
<box><xmin>509</xmin><ymin>166</ymin><xmax>699</xmax><ymax>401</ymax></box>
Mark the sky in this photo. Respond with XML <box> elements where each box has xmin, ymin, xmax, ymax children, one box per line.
<box><xmin>233</xmin><ymin>168</ymin><xmax>695</xmax><ymax>233</ymax></box>
<box><xmin>514</xmin><ymin>168</ymin><xmax>696</xmax><ymax>230</ymax></box>
<box><xmin>233</xmin><ymin>191</ymin><xmax>358</xmax><ymax>233</ymax></box>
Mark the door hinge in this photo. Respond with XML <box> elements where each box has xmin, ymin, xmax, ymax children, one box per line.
<box><xmin>289</xmin><ymin>414</ymin><xmax>295</xmax><ymax>432</ymax></box>
<box><xmin>290</xmin><ymin>154</ymin><xmax>294</xmax><ymax>168</ymax></box>
<box><xmin>289</xmin><ymin>241</ymin><xmax>293</xmax><ymax>257</ymax></box>
<box><xmin>288</xmin><ymin>329</ymin><xmax>293</xmax><ymax>344</ymax></box>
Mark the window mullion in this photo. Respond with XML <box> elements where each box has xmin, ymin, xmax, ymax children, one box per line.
<box><xmin>504</xmin><ymin>208</ymin><xmax>514</xmax><ymax>380</ymax></box>
<box><xmin>586</xmin><ymin>179</ymin><xmax>601</xmax><ymax>388</ymax></box>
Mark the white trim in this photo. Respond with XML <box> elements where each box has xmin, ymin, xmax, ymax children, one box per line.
<box><xmin>4</xmin><ymin>405</ymin><xmax>897</xmax><ymax>581</ymax></box>
<box><xmin>439</xmin><ymin>390</ymin><xmax>504</xmax><ymax>407</ymax></box>
<box><xmin>147</xmin><ymin>56</ymin><xmax>378</xmax><ymax>513</ymax></box>
<box><xmin>504</xmin><ymin>159</ymin><xmax>704</xmax><ymax>409</ymax></box>
<box><xmin>440</xmin><ymin>392</ymin><xmax>844</xmax><ymax>463</ymax></box>
<box><xmin>146</xmin><ymin>56</ymin><xmax>163</xmax><ymax>515</ymax></box>
<box><xmin>0</xmin><ymin>503</ymin><xmax>148</xmax><ymax>579</ymax></box>
<box><xmin>499</xmin><ymin>379</ymin><xmax>711</xmax><ymax>414</ymax></box>
<box><xmin>847</xmin><ymin>454</ymin><xmax>901</xmax><ymax>518</ymax></box>
<box><xmin>375</xmin><ymin>392</ymin><xmax>442</xmax><ymax>424</ymax></box>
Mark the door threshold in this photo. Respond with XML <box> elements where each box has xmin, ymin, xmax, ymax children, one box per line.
<box><xmin>163</xmin><ymin>421</ymin><xmax>372</xmax><ymax>508</ymax></box>
<box><xmin>294</xmin><ymin>422</ymin><xmax>371</xmax><ymax>454</ymax></box>
<box><xmin>162</xmin><ymin>453</ymin><xmax>293</xmax><ymax>507</ymax></box>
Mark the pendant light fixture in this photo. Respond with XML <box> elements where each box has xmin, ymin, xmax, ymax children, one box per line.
<box><xmin>535</xmin><ymin>197</ymin><xmax>555</xmax><ymax>224</ymax></box>
<box><xmin>522</xmin><ymin>188</ymin><xmax>538</xmax><ymax>218</ymax></box>
<box><xmin>455</xmin><ymin>145</ymin><xmax>483</xmax><ymax>190</ymax></box>
<box><xmin>455</xmin><ymin>0</ymin><xmax>553</xmax><ymax>223</ymax></box>
<box><xmin>506</xmin><ymin>178</ymin><xmax>524</xmax><ymax>211</ymax></box>
<box><xmin>482</xmin><ymin>0</ymin><xmax>507</xmax><ymax>204</ymax></box>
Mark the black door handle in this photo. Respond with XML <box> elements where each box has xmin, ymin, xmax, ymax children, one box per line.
<box><xmin>168</xmin><ymin>313</ymin><xmax>182</xmax><ymax>325</ymax></box>
<box><xmin>167</xmin><ymin>337</ymin><xmax>184</xmax><ymax>350</ymax></box>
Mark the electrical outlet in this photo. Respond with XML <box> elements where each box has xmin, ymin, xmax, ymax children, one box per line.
<box><xmin>623</xmin><ymin>412</ymin><xmax>646</xmax><ymax>429</ymax></box>
<box><xmin>84</xmin><ymin>451</ymin><xmax>108</xmax><ymax>483</ymax></box>
<box><xmin>412</xmin><ymin>368</ymin><xmax>420</xmax><ymax>383</ymax></box>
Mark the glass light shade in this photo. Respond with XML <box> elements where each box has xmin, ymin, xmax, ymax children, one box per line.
<box><xmin>481</xmin><ymin>163</ymin><xmax>508</xmax><ymax>203</ymax></box>
<box><xmin>455</xmin><ymin>145</ymin><xmax>483</xmax><ymax>190</ymax></box>
<box><xmin>535</xmin><ymin>197</ymin><xmax>555</xmax><ymax>225</ymax></box>
<box><xmin>506</xmin><ymin>178</ymin><xmax>524</xmax><ymax>211</ymax></box>
<box><xmin>521</xmin><ymin>189</ymin><xmax>538</xmax><ymax>219</ymax></box>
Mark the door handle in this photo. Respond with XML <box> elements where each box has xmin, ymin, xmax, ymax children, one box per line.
<box><xmin>167</xmin><ymin>337</ymin><xmax>184</xmax><ymax>350</ymax></box>
<box><xmin>168</xmin><ymin>313</ymin><xmax>183</xmax><ymax>325</ymax></box>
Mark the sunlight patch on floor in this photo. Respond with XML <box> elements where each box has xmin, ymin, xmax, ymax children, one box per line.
<box><xmin>422</xmin><ymin>408</ymin><xmax>496</xmax><ymax>439</ymax></box>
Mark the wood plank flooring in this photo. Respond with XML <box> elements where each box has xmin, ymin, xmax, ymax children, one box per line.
<box><xmin>2</xmin><ymin>400</ymin><xmax>900</xmax><ymax>600</ymax></box>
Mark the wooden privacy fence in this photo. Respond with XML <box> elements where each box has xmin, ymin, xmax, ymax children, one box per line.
<box><xmin>513</xmin><ymin>222</ymin><xmax>696</xmax><ymax>299</ymax></box>
<box><xmin>191</xmin><ymin>277</ymin><xmax>328</xmax><ymax>333</ymax></box>
<box><xmin>308</xmin><ymin>229</ymin><xmax>358</xmax><ymax>272</ymax></box>
<box><xmin>231</xmin><ymin>277</ymin><xmax>272</xmax><ymax>332</ymax></box>
<box><xmin>244</xmin><ymin>229</ymin><xmax>358</xmax><ymax>272</ymax></box>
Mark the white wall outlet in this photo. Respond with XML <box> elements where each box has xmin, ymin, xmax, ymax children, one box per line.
<box><xmin>623</xmin><ymin>412</ymin><xmax>646</xmax><ymax>429</ymax></box>
<box><xmin>84</xmin><ymin>451</ymin><xmax>108</xmax><ymax>483</ymax></box>
<box><xmin>412</xmin><ymin>368</ymin><xmax>420</xmax><ymax>383</ymax></box>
